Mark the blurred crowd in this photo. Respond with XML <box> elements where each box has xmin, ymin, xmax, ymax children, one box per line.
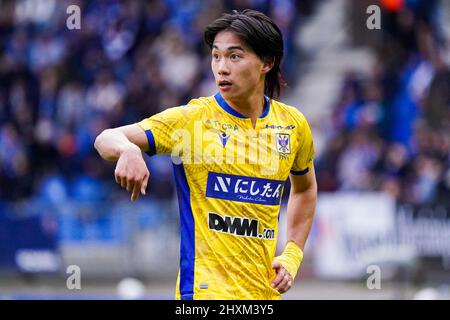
<box><xmin>2</xmin><ymin>0</ymin><xmax>448</xmax><ymax>222</ymax></box>
<box><xmin>0</xmin><ymin>0</ymin><xmax>309</xmax><ymax>211</ymax></box>
<box><xmin>316</xmin><ymin>0</ymin><xmax>450</xmax><ymax>206</ymax></box>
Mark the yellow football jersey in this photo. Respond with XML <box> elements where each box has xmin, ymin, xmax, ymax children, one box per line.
<box><xmin>137</xmin><ymin>93</ymin><xmax>314</xmax><ymax>300</ymax></box>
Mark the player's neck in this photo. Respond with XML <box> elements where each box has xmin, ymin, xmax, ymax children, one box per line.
<box><xmin>226</xmin><ymin>90</ymin><xmax>266</xmax><ymax>127</ymax></box>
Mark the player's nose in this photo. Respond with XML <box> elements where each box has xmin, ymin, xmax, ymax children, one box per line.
<box><xmin>217</xmin><ymin>59</ymin><xmax>230</xmax><ymax>75</ymax></box>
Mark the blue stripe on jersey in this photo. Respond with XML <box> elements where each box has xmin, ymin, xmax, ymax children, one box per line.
<box><xmin>260</xmin><ymin>96</ymin><xmax>270</xmax><ymax>118</ymax></box>
<box><xmin>277</xmin><ymin>184</ymin><xmax>285</xmax><ymax>223</ymax></box>
<box><xmin>144</xmin><ymin>129</ymin><xmax>156</xmax><ymax>156</ymax></box>
<box><xmin>290</xmin><ymin>167</ymin><xmax>309</xmax><ymax>175</ymax></box>
<box><xmin>214</xmin><ymin>93</ymin><xmax>270</xmax><ymax>119</ymax></box>
<box><xmin>172</xmin><ymin>163</ymin><xmax>195</xmax><ymax>300</ymax></box>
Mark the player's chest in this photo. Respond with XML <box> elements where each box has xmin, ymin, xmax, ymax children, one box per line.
<box><xmin>183</xmin><ymin>119</ymin><xmax>297</xmax><ymax>178</ymax></box>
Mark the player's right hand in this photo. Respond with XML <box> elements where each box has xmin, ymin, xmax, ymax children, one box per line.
<box><xmin>114</xmin><ymin>144</ymin><xmax>149</xmax><ymax>201</ymax></box>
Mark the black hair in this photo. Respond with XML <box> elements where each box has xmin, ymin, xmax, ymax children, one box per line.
<box><xmin>204</xmin><ymin>9</ymin><xmax>285</xmax><ymax>99</ymax></box>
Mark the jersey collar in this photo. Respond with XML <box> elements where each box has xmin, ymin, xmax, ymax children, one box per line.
<box><xmin>214</xmin><ymin>92</ymin><xmax>270</xmax><ymax>119</ymax></box>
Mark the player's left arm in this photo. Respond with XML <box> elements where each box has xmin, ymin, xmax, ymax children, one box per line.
<box><xmin>286</xmin><ymin>166</ymin><xmax>317</xmax><ymax>253</ymax></box>
<box><xmin>271</xmin><ymin>108</ymin><xmax>317</xmax><ymax>294</ymax></box>
<box><xmin>272</xmin><ymin>165</ymin><xmax>317</xmax><ymax>294</ymax></box>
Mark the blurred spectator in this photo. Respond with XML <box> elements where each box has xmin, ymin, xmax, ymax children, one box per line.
<box><xmin>315</xmin><ymin>0</ymin><xmax>450</xmax><ymax>206</ymax></box>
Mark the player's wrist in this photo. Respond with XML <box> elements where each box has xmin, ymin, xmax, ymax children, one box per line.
<box><xmin>274</xmin><ymin>241</ymin><xmax>303</xmax><ymax>280</ymax></box>
<box><xmin>118</xmin><ymin>143</ymin><xmax>142</xmax><ymax>157</ymax></box>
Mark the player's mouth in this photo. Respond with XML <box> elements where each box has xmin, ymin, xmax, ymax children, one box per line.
<box><xmin>218</xmin><ymin>80</ymin><xmax>233</xmax><ymax>91</ymax></box>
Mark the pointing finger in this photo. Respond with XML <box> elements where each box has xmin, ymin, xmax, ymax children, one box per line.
<box><xmin>141</xmin><ymin>173</ymin><xmax>149</xmax><ymax>195</ymax></box>
<box><xmin>131</xmin><ymin>179</ymin><xmax>142</xmax><ymax>201</ymax></box>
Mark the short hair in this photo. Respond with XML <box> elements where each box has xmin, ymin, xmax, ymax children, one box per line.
<box><xmin>204</xmin><ymin>9</ymin><xmax>285</xmax><ymax>99</ymax></box>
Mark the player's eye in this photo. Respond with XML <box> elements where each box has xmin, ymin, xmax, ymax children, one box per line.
<box><xmin>212</xmin><ymin>53</ymin><xmax>220</xmax><ymax>60</ymax></box>
<box><xmin>230</xmin><ymin>54</ymin><xmax>240</xmax><ymax>60</ymax></box>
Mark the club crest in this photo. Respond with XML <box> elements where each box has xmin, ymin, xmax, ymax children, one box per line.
<box><xmin>276</xmin><ymin>133</ymin><xmax>291</xmax><ymax>154</ymax></box>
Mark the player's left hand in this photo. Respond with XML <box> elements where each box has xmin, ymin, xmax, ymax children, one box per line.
<box><xmin>271</xmin><ymin>260</ymin><xmax>293</xmax><ymax>294</ymax></box>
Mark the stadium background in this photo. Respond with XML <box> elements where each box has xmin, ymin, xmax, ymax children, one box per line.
<box><xmin>0</xmin><ymin>0</ymin><xmax>450</xmax><ymax>299</ymax></box>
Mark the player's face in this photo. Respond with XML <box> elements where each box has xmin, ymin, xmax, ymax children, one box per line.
<box><xmin>211</xmin><ymin>31</ymin><xmax>269</xmax><ymax>100</ymax></box>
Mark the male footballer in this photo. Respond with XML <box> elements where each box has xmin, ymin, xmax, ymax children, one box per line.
<box><xmin>94</xmin><ymin>9</ymin><xmax>317</xmax><ymax>300</ymax></box>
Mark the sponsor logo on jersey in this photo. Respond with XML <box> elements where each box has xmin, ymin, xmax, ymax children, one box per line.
<box><xmin>206</xmin><ymin>172</ymin><xmax>284</xmax><ymax>205</ymax></box>
<box><xmin>208</xmin><ymin>212</ymin><xmax>275</xmax><ymax>240</ymax></box>
<box><xmin>205</xmin><ymin>119</ymin><xmax>239</xmax><ymax>131</ymax></box>
<box><xmin>265</xmin><ymin>124</ymin><xmax>295</xmax><ymax>130</ymax></box>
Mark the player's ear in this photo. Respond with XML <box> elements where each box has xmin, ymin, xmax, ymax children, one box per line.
<box><xmin>262</xmin><ymin>57</ymin><xmax>274</xmax><ymax>74</ymax></box>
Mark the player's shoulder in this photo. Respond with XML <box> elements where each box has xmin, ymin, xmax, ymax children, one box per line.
<box><xmin>187</xmin><ymin>95</ymin><xmax>216</xmax><ymax>107</ymax></box>
<box><xmin>179</xmin><ymin>95</ymin><xmax>216</xmax><ymax>116</ymax></box>
<box><xmin>270</xmin><ymin>98</ymin><xmax>309</xmax><ymax>125</ymax></box>
<box><xmin>158</xmin><ymin>96</ymin><xmax>212</xmax><ymax>120</ymax></box>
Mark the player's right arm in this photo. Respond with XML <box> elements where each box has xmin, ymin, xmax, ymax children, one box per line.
<box><xmin>94</xmin><ymin>124</ymin><xmax>150</xmax><ymax>201</ymax></box>
<box><xmin>94</xmin><ymin>105</ymin><xmax>195</xmax><ymax>201</ymax></box>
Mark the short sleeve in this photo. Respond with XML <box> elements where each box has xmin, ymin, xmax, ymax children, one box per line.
<box><xmin>137</xmin><ymin>106</ymin><xmax>192</xmax><ymax>156</ymax></box>
<box><xmin>290</xmin><ymin>114</ymin><xmax>315</xmax><ymax>175</ymax></box>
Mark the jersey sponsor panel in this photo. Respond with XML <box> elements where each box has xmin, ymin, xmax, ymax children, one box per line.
<box><xmin>205</xmin><ymin>172</ymin><xmax>284</xmax><ymax>205</ymax></box>
<box><xmin>208</xmin><ymin>212</ymin><xmax>275</xmax><ymax>240</ymax></box>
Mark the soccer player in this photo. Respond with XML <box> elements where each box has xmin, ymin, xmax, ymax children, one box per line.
<box><xmin>94</xmin><ymin>9</ymin><xmax>317</xmax><ymax>300</ymax></box>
